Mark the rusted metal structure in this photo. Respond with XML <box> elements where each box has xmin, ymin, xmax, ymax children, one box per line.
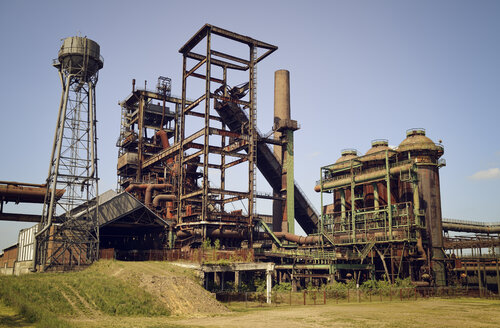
<box><xmin>34</xmin><ymin>36</ymin><xmax>103</xmax><ymax>271</ymax></box>
<box><xmin>0</xmin><ymin>181</ymin><xmax>64</xmax><ymax>223</ymax></box>
<box><xmin>4</xmin><ymin>25</ymin><xmax>498</xmax><ymax>294</ymax></box>
<box><xmin>176</xmin><ymin>24</ymin><xmax>277</xmax><ymax>247</ymax></box>
<box><xmin>116</xmin><ymin>25</ymin><xmax>281</xmax><ymax>248</ymax></box>
<box><xmin>313</xmin><ymin>129</ymin><xmax>447</xmax><ymax>286</ymax></box>
<box><xmin>442</xmin><ymin>218</ymin><xmax>500</xmax><ymax>292</ymax></box>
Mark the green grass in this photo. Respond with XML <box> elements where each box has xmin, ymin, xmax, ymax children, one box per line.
<box><xmin>0</xmin><ymin>261</ymin><xmax>170</xmax><ymax>328</ymax></box>
<box><xmin>0</xmin><ymin>300</ymin><xmax>36</xmax><ymax>328</ymax></box>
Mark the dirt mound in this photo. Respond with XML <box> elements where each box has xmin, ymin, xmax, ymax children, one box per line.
<box><xmin>139</xmin><ymin>274</ymin><xmax>228</xmax><ymax>316</ymax></box>
<box><xmin>101</xmin><ymin>261</ymin><xmax>228</xmax><ymax>316</ymax></box>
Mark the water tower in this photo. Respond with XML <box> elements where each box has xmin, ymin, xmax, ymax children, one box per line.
<box><xmin>34</xmin><ymin>36</ymin><xmax>103</xmax><ymax>271</ymax></box>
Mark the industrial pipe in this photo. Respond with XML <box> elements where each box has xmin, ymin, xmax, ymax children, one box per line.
<box><xmin>175</xmin><ymin>228</ymin><xmax>248</xmax><ymax>239</ymax></box>
<box><xmin>125</xmin><ymin>183</ymin><xmax>173</xmax><ymax>207</ymax></box>
<box><xmin>274</xmin><ymin>232</ymin><xmax>320</xmax><ymax>245</ymax></box>
<box><xmin>314</xmin><ymin>163</ymin><xmax>413</xmax><ymax>192</ymax></box>
<box><xmin>152</xmin><ymin>194</ymin><xmax>175</xmax><ymax>207</ymax></box>
<box><xmin>0</xmin><ymin>184</ymin><xmax>65</xmax><ymax>204</ymax></box>
<box><xmin>416</xmin><ymin>233</ymin><xmax>427</xmax><ymax>261</ymax></box>
<box><xmin>156</xmin><ymin>130</ymin><xmax>170</xmax><ymax>150</ymax></box>
<box><xmin>442</xmin><ymin>221</ymin><xmax>500</xmax><ymax>234</ymax></box>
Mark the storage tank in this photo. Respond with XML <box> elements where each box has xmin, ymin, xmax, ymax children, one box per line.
<box><xmin>362</xmin><ymin>140</ymin><xmax>390</xmax><ymax>208</ymax></box>
<box><xmin>58</xmin><ymin>36</ymin><xmax>103</xmax><ymax>81</ymax></box>
<box><xmin>333</xmin><ymin>149</ymin><xmax>358</xmax><ymax>170</ymax></box>
<box><xmin>398</xmin><ymin>128</ymin><xmax>446</xmax><ymax>286</ymax></box>
<box><xmin>331</xmin><ymin>149</ymin><xmax>358</xmax><ymax>212</ymax></box>
<box><xmin>363</xmin><ymin>139</ymin><xmax>390</xmax><ymax>163</ymax></box>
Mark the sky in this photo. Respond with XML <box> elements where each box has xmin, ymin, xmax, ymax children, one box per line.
<box><xmin>1</xmin><ymin>0</ymin><xmax>499</xmax><ymax>251</ymax></box>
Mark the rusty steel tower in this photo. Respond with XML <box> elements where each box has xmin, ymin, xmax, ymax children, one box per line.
<box><xmin>34</xmin><ymin>36</ymin><xmax>103</xmax><ymax>271</ymax></box>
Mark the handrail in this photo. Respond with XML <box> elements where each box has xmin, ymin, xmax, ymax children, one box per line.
<box><xmin>443</xmin><ymin>218</ymin><xmax>500</xmax><ymax>227</ymax></box>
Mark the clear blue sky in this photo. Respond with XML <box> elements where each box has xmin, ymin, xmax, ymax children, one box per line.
<box><xmin>1</xmin><ymin>0</ymin><xmax>499</xmax><ymax>250</ymax></box>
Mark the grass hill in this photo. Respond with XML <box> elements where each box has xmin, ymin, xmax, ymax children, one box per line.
<box><xmin>0</xmin><ymin>260</ymin><xmax>227</xmax><ymax>327</ymax></box>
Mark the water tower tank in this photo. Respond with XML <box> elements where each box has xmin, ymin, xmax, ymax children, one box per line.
<box><xmin>58</xmin><ymin>36</ymin><xmax>103</xmax><ymax>80</ymax></box>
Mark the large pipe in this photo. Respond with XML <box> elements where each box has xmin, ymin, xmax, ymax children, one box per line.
<box><xmin>0</xmin><ymin>184</ymin><xmax>64</xmax><ymax>204</ymax></box>
<box><xmin>442</xmin><ymin>221</ymin><xmax>500</xmax><ymax>234</ymax></box>
<box><xmin>176</xmin><ymin>228</ymin><xmax>248</xmax><ymax>239</ymax></box>
<box><xmin>125</xmin><ymin>184</ymin><xmax>172</xmax><ymax>206</ymax></box>
<box><xmin>152</xmin><ymin>194</ymin><xmax>175</xmax><ymax>207</ymax></box>
<box><xmin>156</xmin><ymin>130</ymin><xmax>170</xmax><ymax>150</ymax></box>
<box><xmin>314</xmin><ymin>163</ymin><xmax>413</xmax><ymax>192</ymax></box>
<box><xmin>274</xmin><ymin>232</ymin><xmax>320</xmax><ymax>245</ymax></box>
<box><xmin>416</xmin><ymin>233</ymin><xmax>427</xmax><ymax>261</ymax></box>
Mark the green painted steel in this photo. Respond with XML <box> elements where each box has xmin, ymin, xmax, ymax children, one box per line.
<box><xmin>385</xmin><ymin>151</ymin><xmax>393</xmax><ymax>240</ymax></box>
<box><xmin>256</xmin><ymin>219</ymin><xmax>282</xmax><ymax>247</ymax></box>
<box><xmin>285</xmin><ymin>129</ymin><xmax>295</xmax><ymax>234</ymax></box>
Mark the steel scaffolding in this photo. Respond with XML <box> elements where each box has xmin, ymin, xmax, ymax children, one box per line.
<box><xmin>177</xmin><ymin>24</ymin><xmax>277</xmax><ymax>246</ymax></box>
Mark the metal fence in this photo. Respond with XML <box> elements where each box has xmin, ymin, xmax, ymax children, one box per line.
<box><xmin>215</xmin><ymin>287</ymin><xmax>500</xmax><ymax>307</ymax></box>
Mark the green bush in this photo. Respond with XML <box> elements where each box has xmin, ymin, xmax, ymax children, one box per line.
<box><xmin>394</xmin><ymin>277</ymin><xmax>413</xmax><ymax>288</ymax></box>
<box><xmin>323</xmin><ymin>281</ymin><xmax>348</xmax><ymax>298</ymax></box>
<box><xmin>272</xmin><ymin>282</ymin><xmax>292</xmax><ymax>292</ymax></box>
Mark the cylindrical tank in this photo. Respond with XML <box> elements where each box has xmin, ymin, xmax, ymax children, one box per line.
<box><xmin>363</xmin><ymin>140</ymin><xmax>390</xmax><ymax>208</ymax></box>
<box><xmin>332</xmin><ymin>149</ymin><xmax>358</xmax><ymax>170</ymax></box>
<box><xmin>330</xmin><ymin>149</ymin><xmax>358</xmax><ymax>211</ymax></box>
<box><xmin>362</xmin><ymin>139</ymin><xmax>390</xmax><ymax>163</ymax></box>
<box><xmin>58</xmin><ymin>36</ymin><xmax>103</xmax><ymax>80</ymax></box>
<box><xmin>398</xmin><ymin>128</ymin><xmax>446</xmax><ymax>285</ymax></box>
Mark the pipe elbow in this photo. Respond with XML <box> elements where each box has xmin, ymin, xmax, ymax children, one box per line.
<box><xmin>156</xmin><ymin>130</ymin><xmax>170</xmax><ymax>149</ymax></box>
<box><xmin>152</xmin><ymin>194</ymin><xmax>176</xmax><ymax>207</ymax></box>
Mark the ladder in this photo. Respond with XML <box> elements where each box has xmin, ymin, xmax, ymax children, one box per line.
<box><xmin>250</xmin><ymin>46</ymin><xmax>258</xmax><ymax>216</ymax></box>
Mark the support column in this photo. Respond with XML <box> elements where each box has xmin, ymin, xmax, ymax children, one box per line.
<box><xmin>285</xmin><ymin>129</ymin><xmax>295</xmax><ymax>234</ymax></box>
<box><xmin>372</xmin><ymin>183</ymin><xmax>379</xmax><ymax>211</ymax></box>
<box><xmin>385</xmin><ymin>151</ymin><xmax>392</xmax><ymax>240</ymax></box>
<box><xmin>214</xmin><ymin>271</ymin><xmax>221</xmax><ymax>289</ymax></box>
<box><xmin>496</xmin><ymin>259</ymin><xmax>500</xmax><ymax>296</ymax></box>
<box><xmin>341</xmin><ymin>189</ymin><xmax>346</xmax><ymax>222</ymax></box>
<box><xmin>390</xmin><ymin>245</ymin><xmax>395</xmax><ymax>284</ymax></box>
<box><xmin>266</xmin><ymin>270</ymin><xmax>272</xmax><ymax>304</ymax></box>
<box><xmin>235</xmin><ymin>271</ymin><xmax>241</xmax><ymax>291</ymax></box>
<box><xmin>477</xmin><ymin>261</ymin><xmax>482</xmax><ymax>297</ymax></box>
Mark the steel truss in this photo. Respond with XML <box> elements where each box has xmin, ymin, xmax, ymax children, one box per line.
<box><xmin>35</xmin><ymin>43</ymin><xmax>102</xmax><ymax>271</ymax></box>
<box><xmin>177</xmin><ymin>24</ymin><xmax>277</xmax><ymax>246</ymax></box>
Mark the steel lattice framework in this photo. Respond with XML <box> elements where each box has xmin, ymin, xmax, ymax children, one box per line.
<box><xmin>176</xmin><ymin>24</ymin><xmax>277</xmax><ymax>247</ymax></box>
<box><xmin>35</xmin><ymin>37</ymin><xmax>103</xmax><ymax>271</ymax></box>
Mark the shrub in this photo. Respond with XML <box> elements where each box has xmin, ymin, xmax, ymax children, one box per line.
<box><xmin>272</xmin><ymin>282</ymin><xmax>292</xmax><ymax>292</ymax></box>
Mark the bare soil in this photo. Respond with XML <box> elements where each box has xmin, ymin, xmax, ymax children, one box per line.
<box><xmin>101</xmin><ymin>261</ymin><xmax>228</xmax><ymax>316</ymax></box>
<box><xmin>71</xmin><ymin>298</ymin><xmax>500</xmax><ymax>328</ymax></box>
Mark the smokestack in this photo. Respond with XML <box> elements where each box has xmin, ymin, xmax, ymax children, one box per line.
<box><xmin>273</xmin><ymin>70</ymin><xmax>291</xmax><ymax>232</ymax></box>
<box><xmin>273</xmin><ymin>70</ymin><xmax>291</xmax><ymax>163</ymax></box>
